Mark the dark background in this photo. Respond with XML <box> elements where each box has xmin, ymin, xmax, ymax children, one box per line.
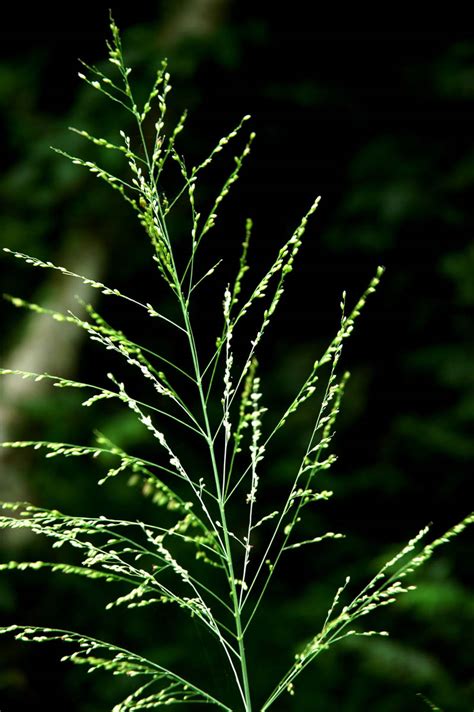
<box><xmin>1</xmin><ymin>4</ymin><xmax>473</xmax><ymax>710</ymax></box>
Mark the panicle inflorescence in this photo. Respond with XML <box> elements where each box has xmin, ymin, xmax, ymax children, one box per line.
<box><xmin>0</xmin><ymin>15</ymin><xmax>471</xmax><ymax>712</ymax></box>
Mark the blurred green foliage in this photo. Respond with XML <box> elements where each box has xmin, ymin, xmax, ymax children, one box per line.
<box><xmin>0</xmin><ymin>5</ymin><xmax>472</xmax><ymax>710</ymax></box>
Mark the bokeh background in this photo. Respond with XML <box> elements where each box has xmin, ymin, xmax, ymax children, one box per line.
<box><xmin>1</xmin><ymin>4</ymin><xmax>473</xmax><ymax>710</ymax></box>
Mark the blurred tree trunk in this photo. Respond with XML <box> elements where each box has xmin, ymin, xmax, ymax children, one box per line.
<box><xmin>0</xmin><ymin>237</ymin><xmax>104</xmax><ymax>545</ymax></box>
<box><xmin>158</xmin><ymin>0</ymin><xmax>228</xmax><ymax>48</ymax></box>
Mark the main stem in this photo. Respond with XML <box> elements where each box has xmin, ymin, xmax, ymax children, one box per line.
<box><xmin>179</xmin><ymin>296</ymin><xmax>252</xmax><ymax>711</ymax></box>
<box><xmin>141</xmin><ymin>111</ymin><xmax>252</xmax><ymax>704</ymax></box>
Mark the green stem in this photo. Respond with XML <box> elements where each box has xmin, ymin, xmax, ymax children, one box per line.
<box><xmin>130</xmin><ymin>81</ymin><xmax>252</xmax><ymax>708</ymax></box>
<box><xmin>180</xmin><ymin>298</ymin><xmax>253</xmax><ymax>712</ymax></box>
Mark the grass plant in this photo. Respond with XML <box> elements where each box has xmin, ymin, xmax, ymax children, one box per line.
<box><xmin>1</xmin><ymin>16</ymin><xmax>472</xmax><ymax>711</ymax></box>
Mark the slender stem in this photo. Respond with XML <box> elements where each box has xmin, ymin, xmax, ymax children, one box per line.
<box><xmin>179</xmin><ymin>297</ymin><xmax>253</xmax><ymax>711</ymax></box>
<box><xmin>126</xmin><ymin>70</ymin><xmax>253</xmax><ymax>709</ymax></box>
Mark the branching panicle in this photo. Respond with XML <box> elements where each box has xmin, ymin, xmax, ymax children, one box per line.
<box><xmin>1</xmin><ymin>15</ymin><xmax>471</xmax><ymax>712</ymax></box>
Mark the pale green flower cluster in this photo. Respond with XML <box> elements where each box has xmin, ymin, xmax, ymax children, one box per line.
<box><xmin>1</xmin><ymin>15</ymin><xmax>471</xmax><ymax>712</ymax></box>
